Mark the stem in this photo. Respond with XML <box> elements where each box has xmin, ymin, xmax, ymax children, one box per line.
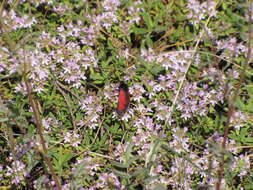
<box><xmin>215</xmin><ymin>2</ymin><xmax>252</xmax><ymax>189</ymax></box>
<box><xmin>164</xmin><ymin>2</ymin><xmax>218</xmax><ymax>126</ymax></box>
<box><xmin>23</xmin><ymin>51</ymin><xmax>62</xmax><ymax>190</ymax></box>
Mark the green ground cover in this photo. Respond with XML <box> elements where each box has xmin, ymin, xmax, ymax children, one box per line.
<box><xmin>0</xmin><ymin>0</ymin><xmax>253</xmax><ymax>189</ymax></box>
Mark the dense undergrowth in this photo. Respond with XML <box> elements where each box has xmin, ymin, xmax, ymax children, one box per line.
<box><xmin>0</xmin><ymin>0</ymin><xmax>253</xmax><ymax>189</ymax></box>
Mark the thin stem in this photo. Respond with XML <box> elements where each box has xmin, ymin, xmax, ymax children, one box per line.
<box><xmin>23</xmin><ymin>50</ymin><xmax>62</xmax><ymax>190</ymax></box>
<box><xmin>164</xmin><ymin>2</ymin><xmax>218</xmax><ymax>126</ymax></box>
<box><xmin>216</xmin><ymin>2</ymin><xmax>252</xmax><ymax>189</ymax></box>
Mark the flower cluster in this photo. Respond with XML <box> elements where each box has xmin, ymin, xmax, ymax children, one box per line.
<box><xmin>49</xmin><ymin>23</ymin><xmax>98</xmax><ymax>88</ymax></box>
<box><xmin>5</xmin><ymin>160</ymin><xmax>27</xmax><ymax>185</ymax></box>
<box><xmin>94</xmin><ymin>173</ymin><xmax>123</xmax><ymax>190</ymax></box>
<box><xmin>141</xmin><ymin>49</ymin><xmax>225</xmax><ymax>120</ymax></box>
<box><xmin>73</xmin><ymin>157</ymin><xmax>100</xmax><ymax>176</ymax></box>
<box><xmin>177</xmin><ymin>81</ymin><xmax>224</xmax><ymax>119</ymax></box>
<box><xmin>231</xmin><ymin>111</ymin><xmax>250</xmax><ymax>130</ymax></box>
<box><xmin>64</xmin><ymin>131</ymin><xmax>81</xmax><ymax>147</ymax></box>
<box><xmin>1</xmin><ymin>9</ymin><xmax>36</xmax><ymax>33</ymax></box>
<box><xmin>42</xmin><ymin>117</ymin><xmax>60</xmax><ymax>132</ymax></box>
<box><xmin>132</xmin><ymin>116</ymin><xmax>162</xmax><ymax>155</ymax></box>
<box><xmin>216</xmin><ymin>38</ymin><xmax>247</xmax><ymax>59</ymax></box>
<box><xmin>78</xmin><ymin>94</ymin><xmax>103</xmax><ymax>129</ymax></box>
<box><xmin>187</xmin><ymin>0</ymin><xmax>217</xmax><ymax>24</ymax></box>
<box><xmin>94</xmin><ymin>0</ymin><xmax>121</xmax><ymax>29</ymax></box>
<box><xmin>127</xmin><ymin>1</ymin><xmax>144</xmax><ymax>24</ymax></box>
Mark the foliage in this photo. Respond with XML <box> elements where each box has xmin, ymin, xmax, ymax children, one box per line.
<box><xmin>0</xmin><ymin>0</ymin><xmax>252</xmax><ymax>189</ymax></box>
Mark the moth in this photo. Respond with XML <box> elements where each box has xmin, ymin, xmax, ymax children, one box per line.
<box><xmin>116</xmin><ymin>82</ymin><xmax>130</xmax><ymax>116</ymax></box>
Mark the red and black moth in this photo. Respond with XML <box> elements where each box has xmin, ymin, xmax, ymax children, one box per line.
<box><xmin>116</xmin><ymin>82</ymin><xmax>130</xmax><ymax>116</ymax></box>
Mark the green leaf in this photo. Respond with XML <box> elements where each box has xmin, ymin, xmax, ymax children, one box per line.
<box><xmin>152</xmin><ymin>25</ymin><xmax>168</xmax><ymax>32</ymax></box>
<box><xmin>149</xmin><ymin>64</ymin><xmax>164</xmax><ymax>76</ymax></box>
<box><xmin>131</xmin><ymin>27</ymin><xmax>149</xmax><ymax>35</ymax></box>
<box><xmin>111</xmin><ymin>160</ymin><xmax>129</xmax><ymax>168</ymax></box>
<box><xmin>53</xmin><ymin>150</ymin><xmax>73</xmax><ymax>176</ymax></box>
<box><xmin>113</xmin><ymin>169</ymin><xmax>131</xmax><ymax>179</ymax></box>
<box><xmin>141</xmin><ymin>12</ymin><xmax>153</xmax><ymax>29</ymax></box>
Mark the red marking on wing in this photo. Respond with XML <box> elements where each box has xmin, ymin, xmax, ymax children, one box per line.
<box><xmin>117</xmin><ymin>89</ymin><xmax>129</xmax><ymax>110</ymax></box>
<box><xmin>116</xmin><ymin>84</ymin><xmax>130</xmax><ymax>115</ymax></box>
